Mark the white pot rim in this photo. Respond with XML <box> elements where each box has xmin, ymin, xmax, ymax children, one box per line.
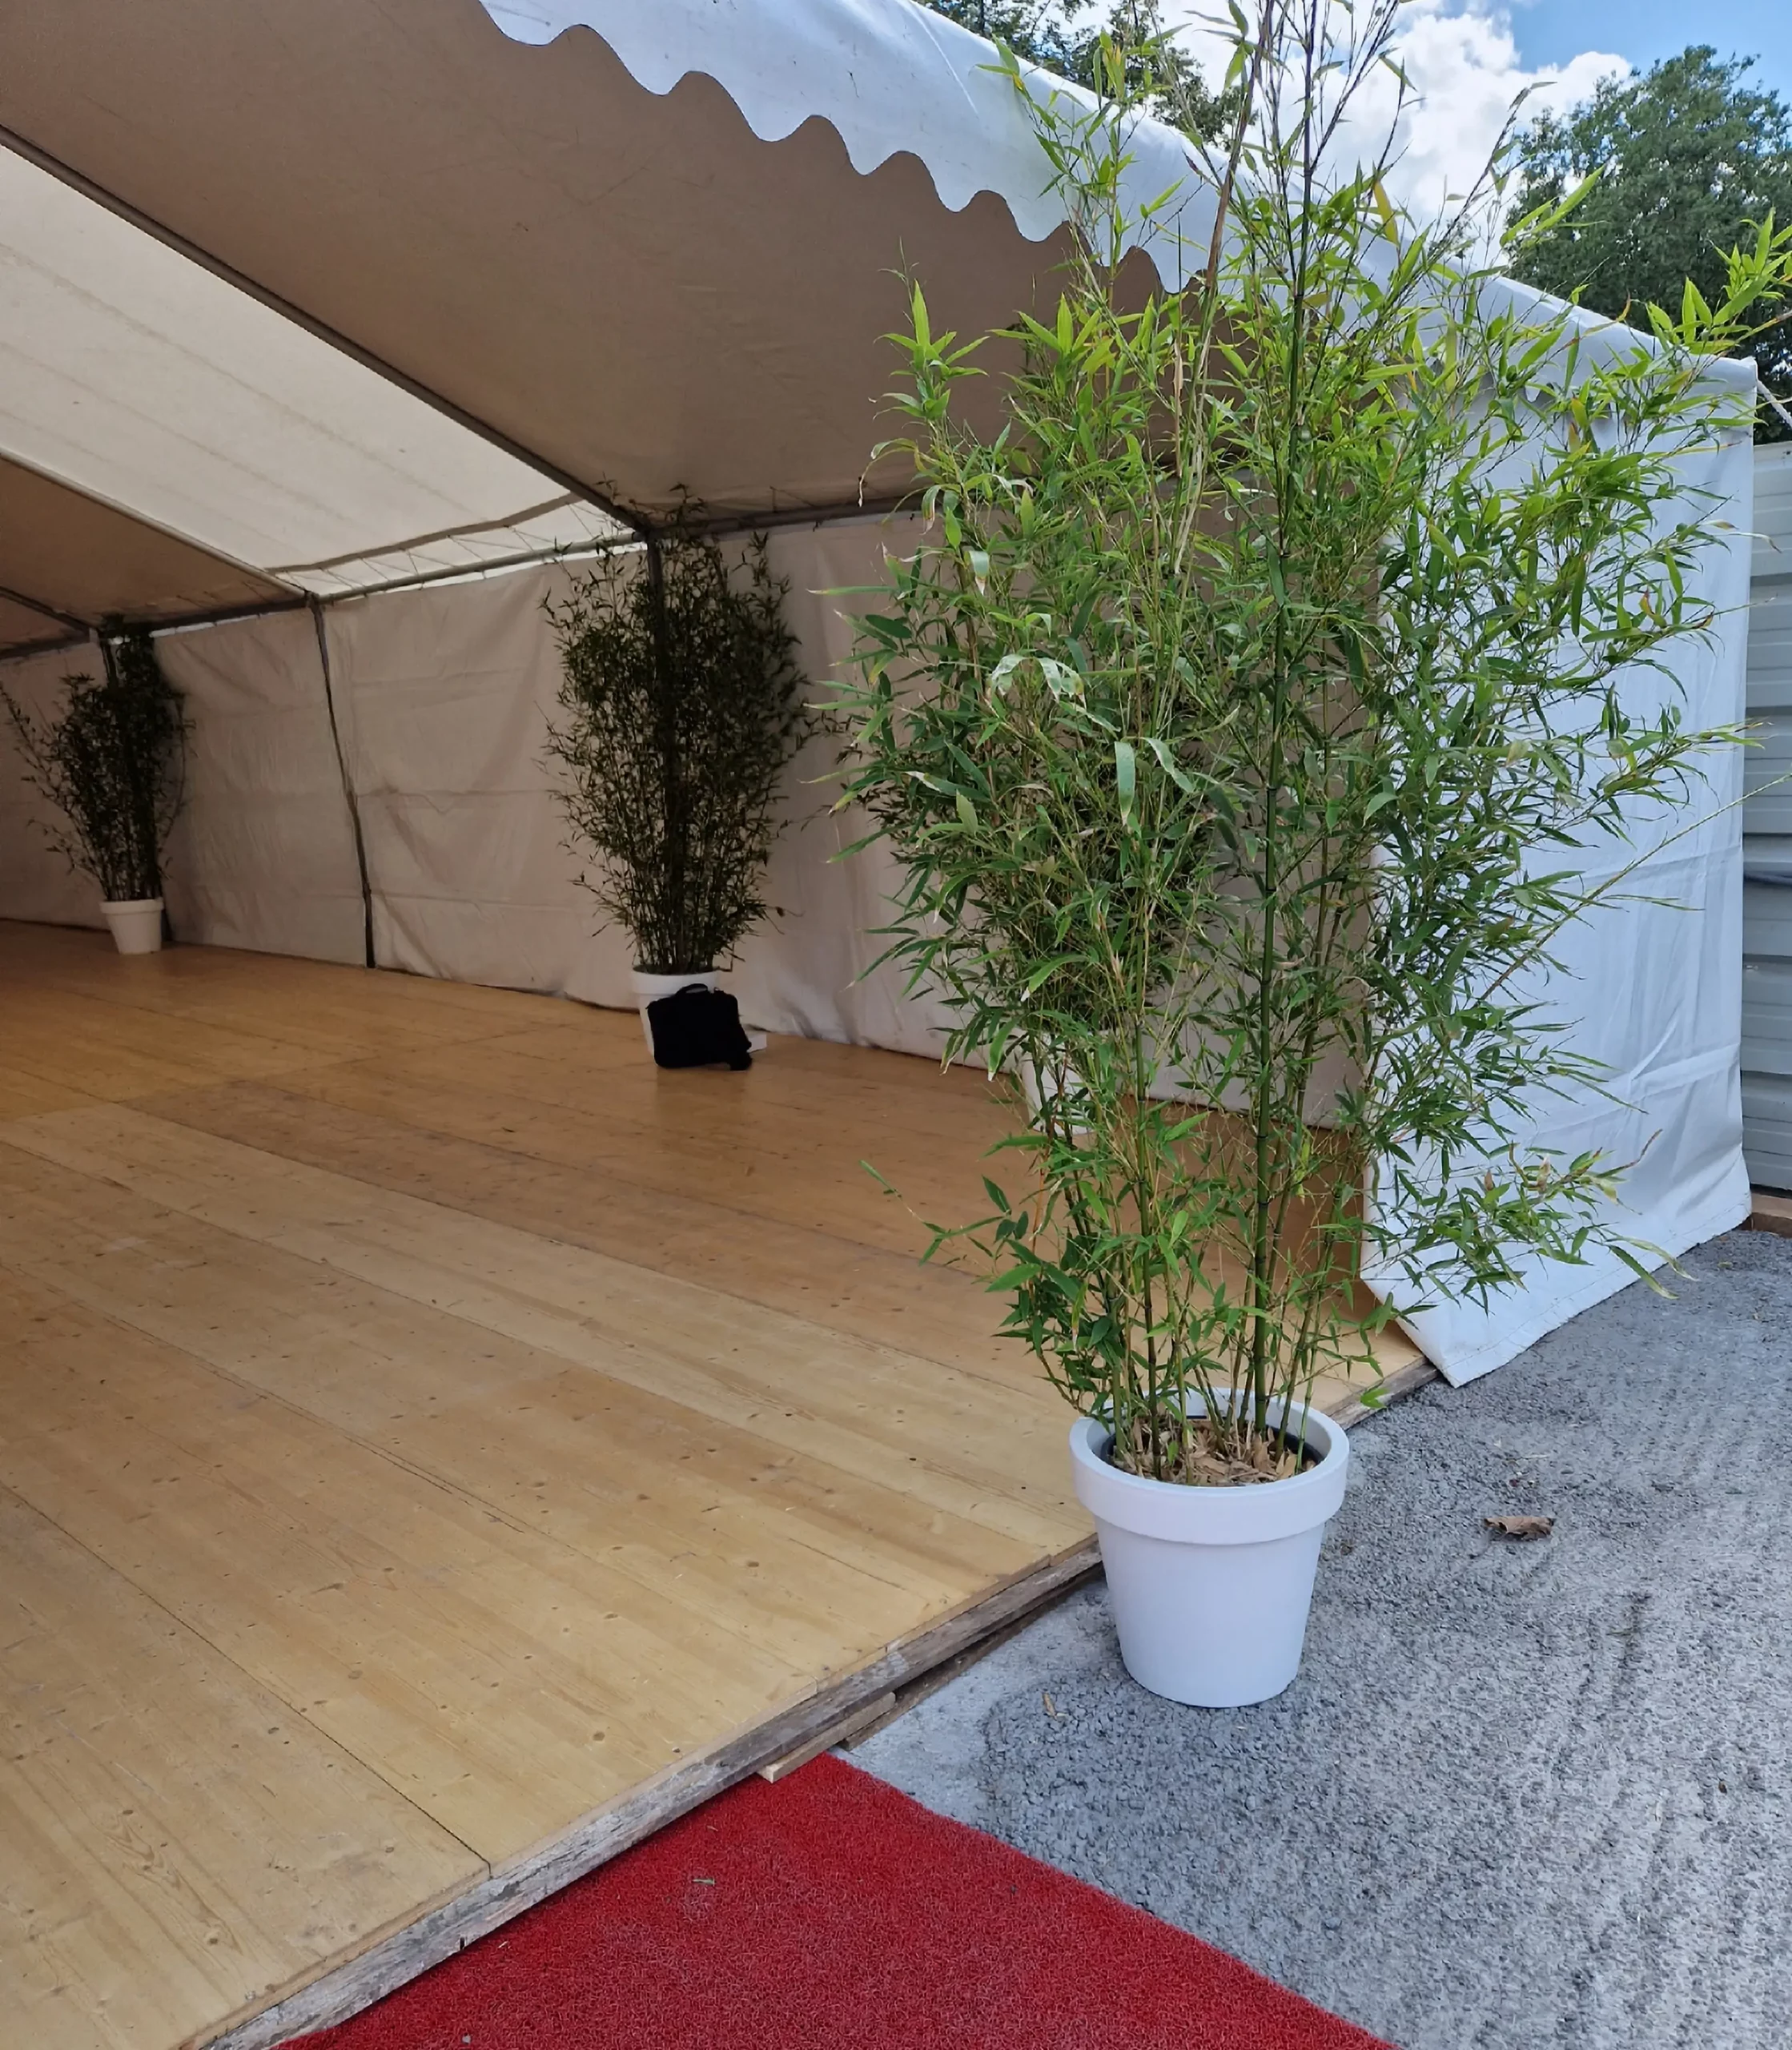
<box><xmin>1069</xmin><ymin>1393</ymin><xmax>1348</xmax><ymax>1548</ymax></box>
<box><xmin>101</xmin><ymin>895</ymin><xmax>165</xmax><ymax>912</ymax></box>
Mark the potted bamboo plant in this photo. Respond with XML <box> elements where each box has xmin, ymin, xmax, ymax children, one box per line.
<box><xmin>838</xmin><ymin>3</ymin><xmax>1791</xmax><ymax>1705</ymax></box>
<box><xmin>2</xmin><ymin>622</ymin><xmax>187</xmax><ymax>954</ymax></box>
<box><xmin>548</xmin><ymin>519</ymin><xmax>811</xmax><ymax>1051</ymax></box>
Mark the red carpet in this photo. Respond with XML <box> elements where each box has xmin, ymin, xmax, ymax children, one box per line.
<box><xmin>297</xmin><ymin>1753</ymin><xmax>1388</xmax><ymax>2049</ymax></box>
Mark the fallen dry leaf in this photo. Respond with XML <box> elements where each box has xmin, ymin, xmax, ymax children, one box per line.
<box><xmin>1485</xmin><ymin>1513</ymin><xmax>1554</xmax><ymax>1541</ymax></box>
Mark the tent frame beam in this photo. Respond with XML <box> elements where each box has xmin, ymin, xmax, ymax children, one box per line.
<box><xmin>308</xmin><ymin>598</ymin><xmax>376</xmax><ymax>971</ymax></box>
<box><xmin>0</xmin><ymin>502</ymin><xmax>918</xmax><ymax>661</ymax></box>
<box><xmin>0</xmin><ymin>582</ymin><xmax>90</xmax><ymax>637</ymax></box>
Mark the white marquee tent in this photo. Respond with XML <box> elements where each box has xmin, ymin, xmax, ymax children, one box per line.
<box><xmin>0</xmin><ymin>0</ymin><xmax>1757</xmax><ymax>1381</ymax></box>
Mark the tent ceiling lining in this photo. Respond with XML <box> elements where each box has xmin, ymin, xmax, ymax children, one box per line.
<box><xmin>0</xmin><ymin>581</ymin><xmax>86</xmax><ymax>634</ymax></box>
<box><xmin>0</xmin><ymin>448</ymin><xmax>629</xmax><ymax>649</ymax></box>
<box><xmin>0</xmin><ymin>119</ymin><xmax>644</xmax><ymax>540</ymax></box>
<box><xmin>0</xmin><ymin>0</ymin><xmax>1747</xmax><ymax>642</ymax></box>
<box><xmin>0</xmin><ymin>2</ymin><xmax>1111</xmax><ymax>533</ymax></box>
<box><xmin>0</xmin><ymin>0</ymin><xmax>1203</xmax><ymax>629</ymax></box>
<box><xmin>0</xmin><ymin>117</ymin><xmax>632</xmax><ymax>629</ymax></box>
<box><xmin>0</xmin><ymin>452</ymin><xmax>295</xmax><ymax>637</ymax></box>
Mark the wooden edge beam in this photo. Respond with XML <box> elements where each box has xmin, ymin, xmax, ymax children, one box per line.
<box><xmin>204</xmin><ymin>1541</ymin><xmax>1101</xmax><ymax>2050</ymax></box>
<box><xmin>758</xmin><ymin>1693</ymin><xmax>898</xmax><ymax>1783</ymax></box>
<box><xmin>1335</xmin><ymin>1354</ymin><xmax>1440</xmax><ymax>1424</ymax></box>
<box><xmin>1747</xmin><ymin>1190</ymin><xmax>1792</xmax><ymax>1240</ymax></box>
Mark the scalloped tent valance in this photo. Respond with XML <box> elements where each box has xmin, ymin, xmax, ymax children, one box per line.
<box><xmin>484</xmin><ymin>0</ymin><xmax>1206</xmax><ymax>243</ymax></box>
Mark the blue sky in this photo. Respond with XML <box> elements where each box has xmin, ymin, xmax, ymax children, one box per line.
<box><xmin>1162</xmin><ymin>2</ymin><xmax>1790</xmax><ymax>212</ymax></box>
<box><xmin>1510</xmin><ymin>1</ymin><xmax>1792</xmax><ymax>107</ymax></box>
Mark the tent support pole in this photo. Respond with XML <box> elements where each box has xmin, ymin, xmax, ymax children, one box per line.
<box><xmin>643</xmin><ymin>531</ymin><xmax>686</xmax><ymax>974</ymax></box>
<box><xmin>310</xmin><ymin>598</ymin><xmax>376</xmax><ymax>970</ymax></box>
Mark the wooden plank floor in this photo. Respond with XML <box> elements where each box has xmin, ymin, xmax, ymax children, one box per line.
<box><xmin>0</xmin><ymin>921</ymin><xmax>1419</xmax><ymax>2050</ymax></box>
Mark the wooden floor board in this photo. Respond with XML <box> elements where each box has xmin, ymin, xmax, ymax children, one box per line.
<box><xmin>143</xmin><ymin>1078</ymin><xmax>1046</xmax><ymax>1390</ymax></box>
<box><xmin>1</xmin><ymin>1106</ymin><xmax>1073</xmax><ymax>1540</ymax></box>
<box><xmin>0</xmin><ymin>1059</ymin><xmax>107</xmax><ymax>1122</ymax></box>
<box><xmin>0</xmin><ymin>1268</ymin><xmax>810</xmax><ymax>1862</ymax></box>
<box><xmin>0</xmin><ymin>1144</ymin><xmax>1037</xmax><ymax>1680</ymax></box>
<box><xmin>268</xmin><ymin>1055</ymin><xmax>994</xmax><ymax>1259</ymax></box>
<box><xmin>0</xmin><ymin>1482</ymin><xmax>480</xmax><ymax>2050</ymax></box>
<box><xmin>0</xmin><ymin>920</ymin><xmax>1415</xmax><ymax>2050</ymax></box>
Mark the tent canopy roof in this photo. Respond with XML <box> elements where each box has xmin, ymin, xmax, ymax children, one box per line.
<box><xmin>0</xmin><ymin>0</ymin><xmax>1752</xmax><ymax>652</ymax></box>
<box><xmin>0</xmin><ymin>128</ymin><xmax>630</xmax><ymax>646</ymax></box>
<box><xmin>0</xmin><ymin>0</ymin><xmax>1157</xmax><ymax>549</ymax></box>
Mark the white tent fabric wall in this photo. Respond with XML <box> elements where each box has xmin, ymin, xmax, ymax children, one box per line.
<box><xmin>322</xmin><ymin>559</ymin><xmax>592</xmax><ymax>994</ymax></box>
<box><xmin>0</xmin><ymin>610</ymin><xmax>367</xmax><ymax>959</ymax></box>
<box><xmin>158</xmin><ymin>609</ymin><xmax>366</xmax><ymax>963</ymax></box>
<box><xmin>1</xmin><ymin>521</ymin><xmax>954</xmax><ymax>1054</ymax></box>
<box><xmin>1363</xmin><ymin>432</ymin><xmax>1757</xmax><ymax>1382</ymax></box>
<box><xmin>317</xmin><ymin>516</ymin><xmax>954</xmax><ymax>1055</ymax></box>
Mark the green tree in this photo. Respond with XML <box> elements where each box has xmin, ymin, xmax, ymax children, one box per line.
<box><xmin>915</xmin><ymin>0</ymin><xmax>1239</xmax><ymax>141</ymax></box>
<box><xmin>1509</xmin><ymin>46</ymin><xmax>1792</xmax><ymax>441</ymax></box>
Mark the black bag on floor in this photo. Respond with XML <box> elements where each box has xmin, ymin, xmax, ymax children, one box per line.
<box><xmin>646</xmin><ymin>983</ymin><xmax>753</xmax><ymax>1070</ymax></box>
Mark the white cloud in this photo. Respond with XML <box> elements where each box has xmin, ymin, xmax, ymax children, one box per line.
<box><xmin>1157</xmin><ymin>1</ymin><xmax>1628</xmax><ymax>219</ymax></box>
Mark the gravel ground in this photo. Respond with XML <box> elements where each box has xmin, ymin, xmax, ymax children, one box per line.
<box><xmin>854</xmin><ymin>1229</ymin><xmax>1792</xmax><ymax>2050</ymax></box>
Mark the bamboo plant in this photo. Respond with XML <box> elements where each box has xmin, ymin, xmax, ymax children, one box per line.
<box><xmin>547</xmin><ymin>521</ymin><xmax>811</xmax><ymax>975</ymax></box>
<box><xmin>2</xmin><ymin>622</ymin><xmax>187</xmax><ymax>904</ymax></box>
<box><xmin>835</xmin><ymin>1</ymin><xmax>1792</xmax><ymax>1485</ymax></box>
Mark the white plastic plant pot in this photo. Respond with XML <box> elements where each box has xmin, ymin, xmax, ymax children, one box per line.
<box><xmin>1013</xmin><ymin>1049</ymin><xmax>1092</xmax><ymax>1140</ymax></box>
<box><xmin>100</xmin><ymin>897</ymin><xmax>165</xmax><ymax>956</ymax></box>
<box><xmin>1068</xmin><ymin>1393</ymin><xmax>1350</xmax><ymax>1708</ymax></box>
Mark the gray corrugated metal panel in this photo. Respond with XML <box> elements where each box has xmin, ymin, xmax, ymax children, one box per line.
<box><xmin>1742</xmin><ymin>702</ymin><xmax>1792</xmax><ymax>760</ymax></box>
<box><xmin>1746</xmin><ymin>593</ymin><xmax>1792</xmax><ymax>639</ymax></box>
<box><xmin>1742</xmin><ymin>1072</ymin><xmax>1792</xmax><ymax>1191</ymax></box>
<box><xmin>1746</xmin><ymin>446</ymin><xmax>1792</xmax><ymax>1187</ymax></box>
<box><xmin>1743</xmin><ymin>713</ymin><xmax>1792</xmax><ymax>831</ymax></box>
<box><xmin>1746</xmin><ymin>527</ymin><xmax>1792</xmax><ymax>840</ymax></box>
<box><xmin>1756</xmin><ymin>444</ymin><xmax>1792</xmax><ymax>553</ymax></box>
<box><xmin>1747</xmin><ymin>590</ymin><xmax>1792</xmax><ymax>685</ymax></box>
<box><xmin>1744</xmin><ymin>834</ymin><xmax>1792</xmax><ymax>885</ymax></box>
<box><xmin>1743</xmin><ymin>956</ymin><xmax>1792</xmax><ymax>1075</ymax></box>
<box><xmin>1758</xmin><ymin>446</ymin><xmax>1792</xmax><ymax>508</ymax></box>
<box><xmin>1748</xmin><ymin>651</ymin><xmax>1792</xmax><ymax>713</ymax></box>
<box><xmin>1743</xmin><ymin>878</ymin><xmax>1792</xmax><ymax>955</ymax></box>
